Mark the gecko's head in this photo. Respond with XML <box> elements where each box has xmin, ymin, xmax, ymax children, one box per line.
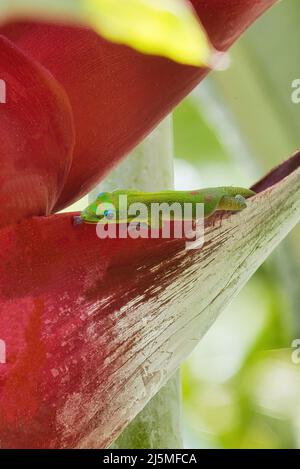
<box><xmin>217</xmin><ymin>187</ymin><xmax>255</xmax><ymax>212</ymax></box>
<box><xmin>80</xmin><ymin>192</ymin><xmax>117</xmax><ymax>223</ymax></box>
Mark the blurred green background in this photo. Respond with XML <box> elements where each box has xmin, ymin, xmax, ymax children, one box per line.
<box><xmin>174</xmin><ymin>0</ymin><xmax>300</xmax><ymax>449</ymax></box>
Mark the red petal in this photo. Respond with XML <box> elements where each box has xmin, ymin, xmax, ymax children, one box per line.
<box><xmin>1</xmin><ymin>1</ymin><xmax>276</xmax><ymax>210</ymax></box>
<box><xmin>0</xmin><ymin>36</ymin><xmax>74</xmax><ymax>228</ymax></box>
<box><xmin>0</xmin><ymin>214</ymin><xmax>185</xmax><ymax>448</ymax></box>
<box><xmin>193</xmin><ymin>0</ymin><xmax>277</xmax><ymax>51</ymax></box>
<box><xmin>251</xmin><ymin>150</ymin><xmax>300</xmax><ymax>193</ymax></box>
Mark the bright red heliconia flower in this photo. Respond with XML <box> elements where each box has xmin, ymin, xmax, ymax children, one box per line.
<box><xmin>0</xmin><ymin>1</ymin><xmax>279</xmax><ymax>448</ymax></box>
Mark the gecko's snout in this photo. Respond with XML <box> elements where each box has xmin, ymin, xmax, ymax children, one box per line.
<box><xmin>218</xmin><ymin>194</ymin><xmax>248</xmax><ymax>212</ymax></box>
<box><xmin>234</xmin><ymin>194</ymin><xmax>247</xmax><ymax>210</ymax></box>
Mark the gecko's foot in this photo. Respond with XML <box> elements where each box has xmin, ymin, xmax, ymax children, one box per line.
<box><xmin>73</xmin><ymin>215</ymin><xmax>84</xmax><ymax>225</ymax></box>
<box><xmin>128</xmin><ymin>221</ymin><xmax>150</xmax><ymax>232</ymax></box>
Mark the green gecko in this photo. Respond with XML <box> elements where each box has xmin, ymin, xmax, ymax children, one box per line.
<box><xmin>75</xmin><ymin>187</ymin><xmax>255</xmax><ymax>226</ymax></box>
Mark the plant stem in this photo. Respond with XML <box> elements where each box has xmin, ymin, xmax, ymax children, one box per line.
<box><xmin>89</xmin><ymin>117</ymin><xmax>183</xmax><ymax>449</ymax></box>
<box><xmin>111</xmin><ymin>370</ymin><xmax>182</xmax><ymax>449</ymax></box>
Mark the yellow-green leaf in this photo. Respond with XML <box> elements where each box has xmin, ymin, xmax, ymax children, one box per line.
<box><xmin>82</xmin><ymin>0</ymin><xmax>212</xmax><ymax>66</ymax></box>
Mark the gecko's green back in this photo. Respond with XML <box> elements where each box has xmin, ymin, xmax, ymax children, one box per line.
<box><xmin>79</xmin><ymin>187</ymin><xmax>255</xmax><ymax>224</ymax></box>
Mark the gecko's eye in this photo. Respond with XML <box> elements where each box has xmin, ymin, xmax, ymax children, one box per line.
<box><xmin>104</xmin><ymin>209</ymin><xmax>115</xmax><ymax>220</ymax></box>
<box><xmin>97</xmin><ymin>192</ymin><xmax>105</xmax><ymax>198</ymax></box>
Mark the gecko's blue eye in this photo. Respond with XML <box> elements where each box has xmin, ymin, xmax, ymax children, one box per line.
<box><xmin>97</xmin><ymin>192</ymin><xmax>105</xmax><ymax>198</ymax></box>
<box><xmin>104</xmin><ymin>209</ymin><xmax>115</xmax><ymax>220</ymax></box>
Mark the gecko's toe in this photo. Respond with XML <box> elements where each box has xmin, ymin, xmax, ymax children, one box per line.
<box><xmin>73</xmin><ymin>216</ymin><xmax>84</xmax><ymax>226</ymax></box>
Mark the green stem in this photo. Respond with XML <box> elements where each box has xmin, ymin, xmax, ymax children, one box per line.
<box><xmin>111</xmin><ymin>371</ymin><xmax>182</xmax><ymax>449</ymax></box>
<box><xmin>89</xmin><ymin>117</ymin><xmax>183</xmax><ymax>449</ymax></box>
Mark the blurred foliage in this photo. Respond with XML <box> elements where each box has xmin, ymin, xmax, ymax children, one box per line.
<box><xmin>174</xmin><ymin>97</ymin><xmax>230</xmax><ymax>165</ymax></box>
<box><xmin>174</xmin><ymin>0</ymin><xmax>300</xmax><ymax>449</ymax></box>
<box><xmin>0</xmin><ymin>0</ymin><xmax>212</xmax><ymax>66</ymax></box>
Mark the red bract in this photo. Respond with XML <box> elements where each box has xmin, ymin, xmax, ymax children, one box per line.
<box><xmin>1</xmin><ymin>154</ymin><xmax>300</xmax><ymax>448</ymax></box>
<box><xmin>0</xmin><ymin>216</ymin><xmax>184</xmax><ymax>448</ymax></box>
<box><xmin>0</xmin><ymin>1</ymin><xmax>278</xmax><ymax>448</ymax></box>
<box><xmin>0</xmin><ymin>36</ymin><xmax>74</xmax><ymax>228</ymax></box>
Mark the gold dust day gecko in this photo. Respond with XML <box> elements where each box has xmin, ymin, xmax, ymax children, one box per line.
<box><xmin>75</xmin><ymin>186</ymin><xmax>255</xmax><ymax>225</ymax></box>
